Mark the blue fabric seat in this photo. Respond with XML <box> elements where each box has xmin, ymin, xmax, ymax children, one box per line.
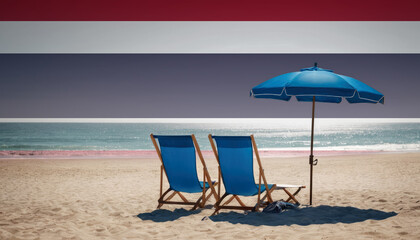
<box><xmin>212</xmin><ymin>136</ymin><xmax>273</xmax><ymax>196</ymax></box>
<box><xmin>156</xmin><ymin>135</ymin><xmax>205</xmax><ymax>193</ymax></box>
<box><xmin>200</xmin><ymin>181</ymin><xmax>215</xmax><ymax>189</ymax></box>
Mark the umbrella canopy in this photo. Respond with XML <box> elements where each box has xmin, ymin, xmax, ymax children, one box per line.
<box><xmin>251</xmin><ymin>63</ymin><xmax>384</xmax><ymax>104</ymax></box>
<box><xmin>250</xmin><ymin>63</ymin><xmax>384</xmax><ymax>205</ymax></box>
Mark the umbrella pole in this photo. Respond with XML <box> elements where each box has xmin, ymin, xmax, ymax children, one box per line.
<box><xmin>309</xmin><ymin>96</ymin><xmax>315</xmax><ymax>205</ymax></box>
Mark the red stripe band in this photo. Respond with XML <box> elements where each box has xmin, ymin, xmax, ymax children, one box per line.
<box><xmin>1</xmin><ymin>0</ymin><xmax>420</xmax><ymax>21</ymax></box>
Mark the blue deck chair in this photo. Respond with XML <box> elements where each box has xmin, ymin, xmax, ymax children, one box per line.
<box><xmin>208</xmin><ymin>135</ymin><xmax>277</xmax><ymax>215</ymax></box>
<box><xmin>150</xmin><ymin>134</ymin><xmax>219</xmax><ymax>210</ymax></box>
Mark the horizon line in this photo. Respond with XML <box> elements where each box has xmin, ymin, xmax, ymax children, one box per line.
<box><xmin>0</xmin><ymin>118</ymin><xmax>420</xmax><ymax>123</ymax></box>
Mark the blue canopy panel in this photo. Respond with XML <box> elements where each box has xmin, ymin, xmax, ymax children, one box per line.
<box><xmin>250</xmin><ymin>92</ymin><xmax>292</xmax><ymax>101</ymax></box>
<box><xmin>212</xmin><ymin>136</ymin><xmax>267</xmax><ymax>196</ymax></box>
<box><xmin>285</xmin><ymin>71</ymin><xmax>356</xmax><ymax>97</ymax></box>
<box><xmin>155</xmin><ymin>135</ymin><xmax>203</xmax><ymax>193</ymax></box>
<box><xmin>250</xmin><ymin>72</ymin><xmax>296</xmax><ymax>101</ymax></box>
<box><xmin>253</xmin><ymin>72</ymin><xmax>300</xmax><ymax>90</ymax></box>
<box><xmin>296</xmin><ymin>96</ymin><xmax>342</xmax><ymax>103</ymax></box>
<box><xmin>338</xmin><ymin>74</ymin><xmax>384</xmax><ymax>104</ymax></box>
<box><xmin>346</xmin><ymin>94</ymin><xmax>385</xmax><ymax>104</ymax></box>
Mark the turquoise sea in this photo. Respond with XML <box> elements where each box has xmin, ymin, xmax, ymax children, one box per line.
<box><xmin>0</xmin><ymin>118</ymin><xmax>419</xmax><ymax>152</ymax></box>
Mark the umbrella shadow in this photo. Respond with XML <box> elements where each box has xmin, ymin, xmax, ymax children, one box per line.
<box><xmin>209</xmin><ymin>205</ymin><xmax>397</xmax><ymax>226</ymax></box>
<box><xmin>137</xmin><ymin>208</ymin><xmax>203</xmax><ymax>222</ymax></box>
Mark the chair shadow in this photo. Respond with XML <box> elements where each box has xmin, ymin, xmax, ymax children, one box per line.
<box><xmin>209</xmin><ymin>205</ymin><xmax>397</xmax><ymax>226</ymax></box>
<box><xmin>137</xmin><ymin>208</ymin><xmax>203</xmax><ymax>222</ymax></box>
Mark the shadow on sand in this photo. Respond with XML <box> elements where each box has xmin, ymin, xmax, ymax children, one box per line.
<box><xmin>137</xmin><ymin>208</ymin><xmax>202</xmax><ymax>222</ymax></box>
<box><xmin>209</xmin><ymin>205</ymin><xmax>397</xmax><ymax>226</ymax></box>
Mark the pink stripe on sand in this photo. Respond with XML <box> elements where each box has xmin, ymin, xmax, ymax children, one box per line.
<box><xmin>0</xmin><ymin>150</ymin><xmax>383</xmax><ymax>159</ymax></box>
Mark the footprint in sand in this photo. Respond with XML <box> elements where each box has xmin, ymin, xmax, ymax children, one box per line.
<box><xmin>364</xmin><ymin>231</ymin><xmax>381</xmax><ymax>236</ymax></box>
<box><xmin>410</xmin><ymin>205</ymin><xmax>420</xmax><ymax>210</ymax></box>
<box><xmin>109</xmin><ymin>212</ymin><xmax>123</xmax><ymax>217</ymax></box>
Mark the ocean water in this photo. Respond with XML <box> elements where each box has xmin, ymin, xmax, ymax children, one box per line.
<box><xmin>0</xmin><ymin>118</ymin><xmax>419</xmax><ymax>152</ymax></box>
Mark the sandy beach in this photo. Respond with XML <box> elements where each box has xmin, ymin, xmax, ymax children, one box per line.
<box><xmin>1</xmin><ymin>152</ymin><xmax>419</xmax><ymax>239</ymax></box>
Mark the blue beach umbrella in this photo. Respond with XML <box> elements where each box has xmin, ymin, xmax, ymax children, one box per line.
<box><xmin>250</xmin><ymin>63</ymin><xmax>384</xmax><ymax>205</ymax></box>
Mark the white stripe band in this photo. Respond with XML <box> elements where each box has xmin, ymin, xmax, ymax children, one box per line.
<box><xmin>0</xmin><ymin>21</ymin><xmax>419</xmax><ymax>53</ymax></box>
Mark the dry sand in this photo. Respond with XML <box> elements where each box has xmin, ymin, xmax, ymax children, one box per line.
<box><xmin>1</xmin><ymin>153</ymin><xmax>419</xmax><ymax>239</ymax></box>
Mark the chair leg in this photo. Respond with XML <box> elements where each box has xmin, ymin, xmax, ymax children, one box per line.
<box><xmin>199</xmin><ymin>182</ymin><xmax>220</xmax><ymax>208</ymax></box>
<box><xmin>253</xmin><ymin>202</ymin><xmax>260</xmax><ymax>212</ymax></box>
<box><xmin>234</xmin><ymin>196</ymin><xmax>247</xmax><ymax>207</ymax></box>
<box><xmin>176</xmin><ymin>192</ymin><xmax>189</xmax><ymax>203</ymax></box>
<box><xmin>192</xmin><ymin>195</ymin><xmax>204</xmax><ymax>211</ymax></box>
<box><xmin>204</xmin><ymin>182</ymin><xmax>219</xmax><ymax>203</ymax></box>
<box><xmin>259</xmin><ymin>185</ymin><xmax>277</xmax><ymax>204</ymax></box>
<box><xmin>222</xmin><ymin>195</ymin><xmax>236</xmax><ymax>206</ymax></box>
<box><xmin>192</xmin><ymin>187</ymin><xmax>212</xmax><ymax>210</ymax></box>
<box><xmin>255</xmin><ymin>186</ymin><xmax>276</xmax><ymax>211</ymax></box>
<box><xmin>158</xmin><ymin>185</ymin><xmax>221</xmax><ymax>210</ymax></box>
<box><xmin>213</xmin><ymin>191</ymin><xmax>278</xmax><ymax>214</ymax></box>
<box><xmin>201</xmin><ymin>172</ymin><xmax>207</xmax><ymax>208</ymax></box>
<box><xmin>283</xmin><ymin>188</ymin><xmax>301</xmax><ymax>204</ymax></box>
<box><xmin>157</xmin><ymin>190</ymin><xmax>187</xmax><ymax>209</ymax></box>
<box><xmin>285</xmin><ymin>187</ymin><xmax>302</xmax><ymax>203</ymax></box>
<box><xmin>157</xmin><ymin>188</ymin><xmax>173</xmax><ymax>209</ymax></box>
<box><xmin>212</xmin><ymin>193</ymin><xmax>229</xmax><ymax>216</ymax></box>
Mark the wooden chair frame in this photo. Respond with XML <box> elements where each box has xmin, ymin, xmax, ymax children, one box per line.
<box><xmin>276</xmin><ymin>185</ymin><xmax>306</xmax><ymax>205</ymax></box>
<box><xmin>150</xmin><ymin>134</ymin><xmax>219</xmax><ymax>210</ymax></box>
<box><xmin>208</xmin><ymin>134</ymin><xmax>277</xmax><ymax>215</ymax></box>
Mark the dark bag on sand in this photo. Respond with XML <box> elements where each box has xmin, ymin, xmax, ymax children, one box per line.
<box><xmin>263</xmin><ymin>201</ymin><xmax>298</xmax><ymax>213</ymax></box>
